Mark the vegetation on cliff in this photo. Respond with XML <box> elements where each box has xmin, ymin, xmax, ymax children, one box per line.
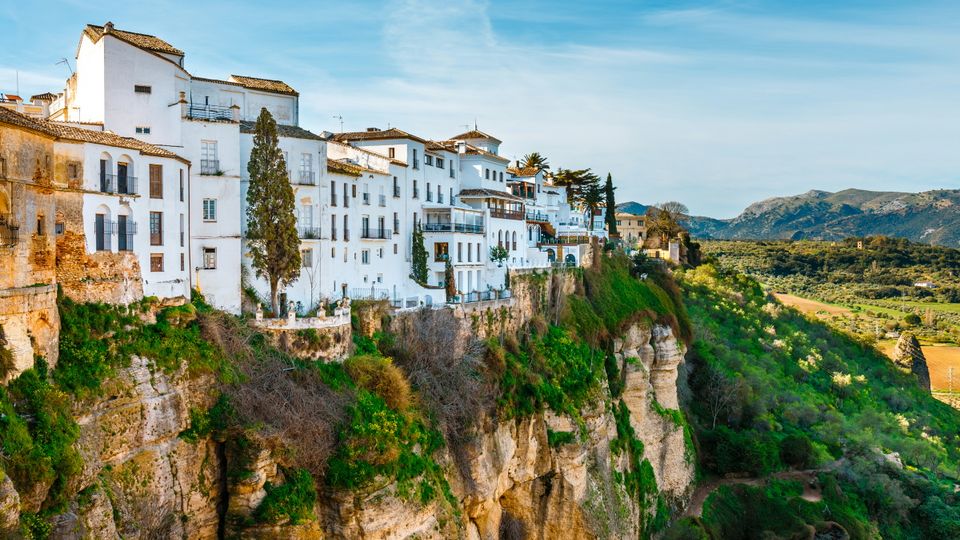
<box><xmin>669</xmin><ymin>264</ymin><xmax>960</xmax><ymax>538</ymax></box>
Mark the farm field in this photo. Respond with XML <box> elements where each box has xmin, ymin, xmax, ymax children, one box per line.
<box><xmin>774</xmin><ymin>293</ymin><xmax>850</xmax><ymax>316</ymax></box>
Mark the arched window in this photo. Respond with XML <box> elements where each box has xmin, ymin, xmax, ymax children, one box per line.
<box><xmin>512</xmin><ymin>231</ymin><xmax>517</xmax><ymax>251</ymax></box>
<box><xmin>498</xmin><ymin>230</ymin><xmax>503</xmax><ymax>248</ymax></box>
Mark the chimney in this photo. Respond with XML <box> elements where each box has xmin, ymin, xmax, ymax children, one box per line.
<box><xmin>456</xmin><ymin>141</ymin><xmax>466</xmax><ymax>155</ymax></box>
<box><xmin>230</xmin><ymin>103</ymin><xmax>240</xmax><ymax>122</ymax></box>
<box><xmin>104</xmin><ymin>21</ymin><xmax>114</xmax><ymax>33</ymax></box>
<box><xmin>366</xmin><ymin>127</ymin><xmax>380</xmax><ymax>132</ymax></box>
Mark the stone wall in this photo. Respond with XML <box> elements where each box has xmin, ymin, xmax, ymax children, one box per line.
<box><xmin>0</xmin><ymin>285</ymin><xmax>58</xmax><ymax>381</ymax></box>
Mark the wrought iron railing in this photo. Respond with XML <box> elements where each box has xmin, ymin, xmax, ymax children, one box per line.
<box><xmin>188</xmin><ymin>103</ymin><xmax>234</xmax><ymax>121</ymax></box>
<box><xmin>200</xmin><ymin>159</ymin><xmax>220</xmax><ymax>175</ymax></box>
<box><xmin>393</xmin><ymin>185</ymin><xmax>401</xmax><ymax>197</ymax></box>
<box><xmin>362</xmin><ymin>193</ymin><xmax>370</xmax><ymax>205</ymax></box>
<box><xmin>525</xmin><ymin>210</ymin><xmax>550</xmax><ymax>222</ymax></box>
<box><xmin>298</xmin><ymin>170</ymin><xmax>316</xmax><ymax>185</ymax></box>
<box><xmin>349</xmin><ymin>287</ymin><xmax>391</xmax><ymax>300</ymax></box>
<box><xmin>360</xmin><ymin>228</ymin><xmax>392</xmax><ymax>239</ymax></box>
<box><xmin>378</xmin><ymin>194</ymin><xmax>386</xmax><ymax>206</ymax></box>
<box><xmin>0</xmin><ymin>213</ymin><xmax>18</xmax><ymax>248</ymax></box>
<box><xmin>422</xmin><ymin>222</ymin><xmax>484</xmax><ymax>234</ymax></box>
<box><xmin>298</xmin><ymin>226</ymin><xmax>322</xmax><ymax>239</ymax></box>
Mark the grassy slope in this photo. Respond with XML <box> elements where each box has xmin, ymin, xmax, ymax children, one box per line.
<box><xmin>667</xmin><ymin>264</ymin><xmax>960</xmax><ymax>539</ymax></box>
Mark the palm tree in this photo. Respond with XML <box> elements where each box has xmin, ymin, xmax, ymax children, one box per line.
<box><xmin>520</xmin><ymin>152</ymin><xmax>550</xmax><ymax>171</ymax></box>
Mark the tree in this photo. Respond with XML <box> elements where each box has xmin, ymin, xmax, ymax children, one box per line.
<box><xmin>579</xmin><ymin>174</ymin><xmax>603</xmax><ymax>230</ymax></box>
<box><xmin>490</xmin><ymin>245</ymin><xmax>508</xmax><ymax>266</ymax></box>
<box><xmin>603</xmin><ymin>173</ymin><xmax>617</xmax><ymax>237</ymax></box>
<box><xmin>520</xmin><ymin>152</ymin><xmax>550</xmax><ymax>171</ymax></box>
<box><xmin>411</xmin><ymin>222</ymin><xmax>428</xmax><ymax>284</ymax></box>
<box><xmin>444</xmin><ymin>260</ymin><xmax>457</xmax><ymax>298</ymax></box>
<box><xmin>245</xmin><ymin>107</ymin><xmax>300</xmax><ymax>315</ymax></box>
<box><xmin>645</xmin><ymin>201</ymin><xmax>688</xmax><ymax>248</ymax></box>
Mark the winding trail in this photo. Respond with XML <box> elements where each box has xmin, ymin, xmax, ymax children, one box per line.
<box><xmin>684</xmin><ymin>465</ymin><xmax>839</xmax><ymax>518</ymax></box>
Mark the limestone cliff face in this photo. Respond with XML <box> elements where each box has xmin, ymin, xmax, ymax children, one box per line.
<box><xmin>44</xmin><ymin>356</ymin><xmax>221</xmax><ymax>539</ymax></box>
<box><xmin>300</xmin><ymin>323</ymin><xmax>694</xmax><ymax>540</ymax></box>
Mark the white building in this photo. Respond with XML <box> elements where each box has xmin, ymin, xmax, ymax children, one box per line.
<box><xmin>27</xmin><ymin>21</ymin><xmax>605</xmax><ymax>314</ymax></box>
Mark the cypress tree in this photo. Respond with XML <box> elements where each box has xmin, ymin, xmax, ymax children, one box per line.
<box><xmin>245</xmin><ymin>108</ymin><xmax>301</xmax><ymax>315</ymax></box>
<box><xmin>411</xmin><ymin>222</ymin><xmax>429</xmax><ymax>284</ymax></box>
<box><xmin>444</xmin><ymin>259</ymin><xmax>457</xmax><ymax>298</ymax></box>
<box><xmin>604</xmin><ymin>173</ymin><xmax>618</xmax><ymax>237</ymax></box>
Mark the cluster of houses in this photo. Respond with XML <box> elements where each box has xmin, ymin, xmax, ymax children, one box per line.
<box><xmin>1</xmin><ymin>22</ymin><xmax>650</xmax><ymax>328</ymax></box>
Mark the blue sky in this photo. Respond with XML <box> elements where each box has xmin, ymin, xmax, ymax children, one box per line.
<box><xmin>2</xmin><ymin>0</ymin><xmax>959</xmax><ymax>217</ymax></box>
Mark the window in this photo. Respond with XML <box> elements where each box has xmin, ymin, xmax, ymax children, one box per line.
<box><xmin>302</xmin><ymin>248</ymin><xmax>313</xmax><ymax>268</ymax></box>
<box><xmin>181</xmin><ymin>253</ymin><xmax>185</xmax><ymax>271</ymax></box>
<box><xmin>485</xmin><ymin>168</ymin><xmax>489</xmax><ymax>179</ymax></box>
<box><xmin>331</xmin><ymin>214</ymin><xmax>337</xmax><ymax>240</ymax></box>
<box><xmin>388</xmin><ymin>147</ymin><xmax>396</xmax><ymax>159</ymax></box>
<box><xmin>150</xmin><ymin>211</ymin><xmax>163</xmax><ymax>245</ymax></box>
<box><xmin>467</xmin><ymin>241</ymin><xmax>472</xmax><ymax>262</ymax></box>
<box><xmin>393</xmin><ymin>212</ymin><xmax>399</xmax><ymax>232</ymax></box>
<box><xmin>331</xmin><ymin>181</ymin><xmax>338</xmax><ymax>206</ymax></box>
<box><xmin>343</xmin><ymin>214</ymin><xmax>349</xmax><ymax>240</ymax></box>
<box><xmin>95</xmin><ymin>214</ymin><xmax>107</xmax><ymax>251</ymax></box>
<box><xmin>331</xmin><ymin>247</ymin><xmax>336</xmax><ymax>258</ymax></box>
<box><xmin>203</xmin><ymin>248</ymin><xmax>216</xmax><ymax>269</ymax></box>
<box><xmin>436</xmin><ymin>157</ymin><xmax>444</xmax><ymax>169</ymax></box>
<box><xmin>352</xmin><ymin>185</ymin><xmax>357</xmax><ymax>198</ymax></box>
<box><xmin>149</xmin><ymin>164</ymin><xmax>163</xmax><ymax>199</ymax></box>
<box><xmin>425</xmin><ymin>155</ymin><xmax>433</xmax><ymax>166</ymax></box>
<box><xmin>377</xmin><ymin>248</ymin><xmax>384</xmax><ymax>259</ymax></box>
<box><xmin>150</xmin><ymin>253</ymin><xmax>164</xmax><ymax>272</ymax></box>
<box><xmin>361</xmin><ymin>249</ymin><xmax>370</xmax><ymax>264</ymax></box>
<box><xmin>457</xmin><ymin>242</ymin><xmax>463</xmax><ymax>262</ymax></box>
<box><xmin>412</xmin><ymin>149</ymin><xmax>419</xmax><ymax>169</ymax></box>
<box><xmin>426</xmin><ymin>183</ymin><xmax>432</xmax><ymax>202</ymax></box>
<box><xmin>179</xmin><ymin>214</ymin><xmax>184</xmax><ymax>247</ymax></box>
<box><xmin>134</xmin><ymin>85</ymin><xmax>152</xmax><ymax>94</ymax></box>
<box><xmin>135</xmin><ymin>126</ymin><xmax>151</xmax><ymax>134</ymax></box>
<box><xmin>499</xmin><ymin>171</ymin><xmax>504</xmax><ymax>182</ymax></box>
<box><xmin>343</xmin><ymin>183</ymin><xmax>349</xmax><ymax>207</ymax></box>
<box><xmin>202</xmin><ymin>199</ymin><xmax>217</xmax><ymax>221</ymax></box>
<box><xmin>300</xmin><ymin>153</ymin><xmax>313</xmax><ymax>183</ymax></box>
<box><xmin>449</xmin><ymin>166</ymin><xmax>454</xmax><ymax>179</ymax></box>
<box><xmin>67</xmin><ymin>162</ymin><xmax>80</xmax><ymax>180</ymax></box>
<box><xmin>55</xmin><ymin>222</ymin><xmax>64</xmax><ymax>235</ymax></box>
<box><xmin>413</xmin><ymin>180</ymin><xmax>419</xmax><ymax>199</ymax></box>
<box><xmin>201</xmin><ymin>141</ymin><xmax>218</xmax><ymax>175</ymax></box>
<box><xmin>36</xmin><ymin>214</ymin><xmax>45</xmax><ymax>236</ymax></box>
<box><xmin>393</xmin><ymin>244</ymin><xmax>398</xmax><ymax>254</ymax></box>
<box><xmin>449</xmin><ymin>187</ymin><xmax>454</xmax><ymax>203</ymax></box>
<box><xmin>393</xmin><ymin>176</ymin><xmax>400</xmax><ymax>197</ymax></box>
<box><xmin>0</xmin><ymin>157</ymin><xmax>6</xmax><ymax>178</ymax></box>
<box><xmin>179</xmin><ymin>170</ymin><xmax>184</xmax><ymax>201</ymax></box>
<box><xmin>434</xmin><ymin>242</ymin><xmax>448</xmax><ymax>262</ymax></box>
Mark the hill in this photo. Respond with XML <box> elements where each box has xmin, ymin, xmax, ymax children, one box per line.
<box><xmin>619</xmin><ymin>188</ymin><xmax>960</xmax><ymax>247</ymax></box>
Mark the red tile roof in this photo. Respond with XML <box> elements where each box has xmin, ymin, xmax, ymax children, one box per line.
<box><xmin>334</xmin><ymin>127</ymin><xmax>428</xmax><ymax>144</ymax></box>
<box><xmin>84</xmin><ymin>23</ymin><xmax>184</xmax><ymax>56</ymax></box>
<box><xmin>229</xmin><ymin>75</ymin><xmax>299</xmax><ymax>96</ymax></box>
<box><xmin>450</xmin><ymin>129</ymin><xmax>501</xmax><ymax>143</ymax></box>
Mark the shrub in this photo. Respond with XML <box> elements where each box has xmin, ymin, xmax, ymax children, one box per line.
<box><xmin>344</xmin><ymin>355</ymin><xmax>412</xmax><ymax>411</ymax></box>
<box><xmin>547</xmin><ymin>430</ymin><xmax>576</xmax><ymax>447</ymax></box>
<box><xmin>779</xmin><ymin>434</ymin><xmax>816</xmax><ymax>469</ymax></box>
<box><xmin>254</xmin><ymin>468</ymin><xmax>317</xmax><ymax>525</ymax></box>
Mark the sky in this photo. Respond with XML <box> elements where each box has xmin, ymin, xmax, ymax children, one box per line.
<box><xmin>1</xmin><ymin>0</ymin><xmax>959</xmax><ymax>218</ymax></box>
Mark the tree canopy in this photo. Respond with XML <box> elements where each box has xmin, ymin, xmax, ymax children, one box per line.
<box><xmin>520</xmin><ymin>152</ymin><xmax>550</xmax><ymax>171</ymax></box>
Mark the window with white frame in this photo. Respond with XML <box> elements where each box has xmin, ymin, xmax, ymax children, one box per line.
<box><xmin>361</xmin><ymin>249</ymin><xmax>370</xmax><ymax>264</ymax></box>
<box><xmin>203</xmin><ymin>247</ymin><xmax>217</xmax><ymax>269</ymax></box>
<box><xmin>201</xmin><ymin>140</ymin><xmax>218</xmax><ymax>175</ymax></box>
<box><xmin>202</xmin><ymin>199</ymin><xmax>217</xmax><ymax>221</ymax></box>
<box><xmin>302</xmin><ymin>248</ymin><xmax>313</xmax><ymax>268</ymax></box>
<box><xmin>135</xmin><ymin>126</ymin><xmax>151</xmax><ymax>134</ymax></box>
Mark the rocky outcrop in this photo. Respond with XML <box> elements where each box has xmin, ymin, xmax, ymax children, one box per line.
<box><xmin>892</xmin><ymin>333</ymin><xmax>931</xmax><ymax>392</ymax></box>
<box><xmin>50</xmin><ymin>356</ymin><xmax>221</xmax><ymax>539</ymax></box>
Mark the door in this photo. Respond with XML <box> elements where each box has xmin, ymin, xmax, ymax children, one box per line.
<box><xmin>100</xmin><ymin>160</ymin><xmax>107</xmax><ymax>192</ymax></box>
<box><xmin>95</xmin><ymin>214</ymin><xmax>105</xmax><ymax>251</ymax></box>
<box><xmin>118</xmin><ymin>215</ymin><xmax>127</xmax><ymax>251</ymax></box>
<box><xmin>117</xmin><ymin>163</ymin><xmax>128</xmax><ymax>194</ymax></box>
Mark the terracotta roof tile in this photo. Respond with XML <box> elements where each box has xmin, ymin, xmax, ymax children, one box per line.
<box><xmin>85</xmin><ymin>23</ymin><xmax>183</xmax><ymax>56</ymax></box>
<box><xmin>229</xmin><ymin>75</ymin><xmax>298</xmax><ymax>96</ymax></box>
<box><xmin>458</xmin><ymin>188</ymin><xmax>522</xmax><ymax>202</ymax></box>
<box><xmin>333</xmin><ymin>127</ymin><xmax>428</xmax><ymax>144</ymax></box>
<box><xmin>450</xmin><ymin>129</ymin><xmax>501</xmax><ymax>143</ymax></box>
<box><xmin>327</xmin><ymin>160</ymin><xmax>362</xmax><ymax>177</ymax></box>
<box><xmin>239</xmin><ymin>121</ymin><xmax>321</xmax><ymax>140</ymax></box>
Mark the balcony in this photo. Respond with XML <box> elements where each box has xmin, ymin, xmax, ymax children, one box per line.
<box><xmin>539</xmin><ymin>235</ymin><xmax>592</xmax><ymax>245</ymax></box>
<box><xmin>118</xmin><ymin>222</ymin><xmax>137</xmax><ymax>252</ymax></box>
<box><xmin>422</xmin><ymin>222</ymin><xmax>484</xmax><ymax>234</ymax></box>
<box><xmin>426</xmin><ymin>192</ymin><xmax>433</xmax><ymax>202</ymax></box>
<box><xmin>393</xmin><ymin>185</ymin><xmax>401</xmax><ymax>197</ymax></box>
<box><xmin>200</xmin><ymin>159</ymin><xmax>220</xmax><ymax>175</ymax></box>
<box><xmin>98</xmin><ymin>174</ymin><xmax>138</xmax><ymax>195</ymax></box>
<box><xmin>362</xmin><ymin>193</ymin><xmax>370</xmax><ymax>205</ymax></box>
<box><xmin>0</xmin><ymin>214</ymin><xmax>19</xmax><ymax>248</ymax></box>
<box><xmin>188</xmin><ymin>103</ymin><xmax>234</xmax><ymax>122</ymax></box>
<box><xmin>378</xmin><ymin>194</ymin><xmax>386</xmax><ymax>207</ymax></box>
<box><xmin>298</xmin><ymin>226</ymin><xmax>322</xmax><ymax>239</ymax></box>
<box><xmin>298</xmin><ymin>170</ymin><xmax>316</xmax><ymax>185</ymax></box>
<box><xmin>437</xmin><ymin>193</ymin><xmax>444</xmax><ymax>204</ymax></box>
<box><xmin>489</xmin><ymin>208</ymin><xmax>524</xmax><ymax>220</ymax></box>
<box><xmin>412</xmin><ymin>158</ymin><xmax>420</xmax><ymax>170</ymax></box>
<box><xmin>360</xmin><ymin>228</ymin><xmax>392</xmax><ymax>240</ymax></box>
<box><xmin>525</xmin><ymin>210</ymin><xmax>550</xmax><ymax>222</ymax></box>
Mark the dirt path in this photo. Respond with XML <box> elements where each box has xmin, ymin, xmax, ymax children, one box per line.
<box><xmin>684</xmin><ymin>468</ymin><xmax>829</xmax><ymax>518</ymax></box>
<box><xmin>774</xmin><ymin>293</ymin><xmax>851</xmax><ymax>316</ymax></box>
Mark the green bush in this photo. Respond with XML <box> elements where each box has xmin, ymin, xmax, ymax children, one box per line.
<box><xmin>779</xmin><ymin>434</ymin><xmax>816</xmax><ymax>469</ymax></box>
<box><xmin>547</xmin><ymin>430</ymin><xmax>575</xmax><ymax>447</ymax></box>
<box><xmin>254</xmin><ymin>467</ymin><xmax>317</xmax><ymax>524</ymax></box>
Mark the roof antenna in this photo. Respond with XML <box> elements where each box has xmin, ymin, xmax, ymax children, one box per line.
<box><xmin>332</xmin><ymin>114</ymin><xmax>343</xmax><ymax>132</ymax></box>
<box><xmin>56</xmin><ymin>58</ymin><xmax>74</xmax><ymax>76</ymax></box>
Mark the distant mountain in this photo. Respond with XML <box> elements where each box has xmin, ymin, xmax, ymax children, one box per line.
<box><xmin>618</xmin><ymin>188</ymin><xmax>960</xmax><ymax>247</ymax></box>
